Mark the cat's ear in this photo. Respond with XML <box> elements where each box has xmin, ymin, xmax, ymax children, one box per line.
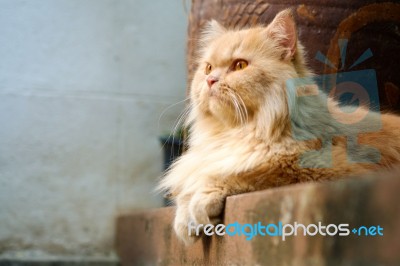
<box><xmin>201</xmin><ymin>20</ymin><xmax>227</xmax><ymax>43</ymax></box>
<box><xmin>265</xmin><ymin>9</ymin><xmax>297</xmax><ymax>60</ymax></box>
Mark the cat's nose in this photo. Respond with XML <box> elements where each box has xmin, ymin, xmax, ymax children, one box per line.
<box><xmin>207</xmin><ymin>76</ymin><xmax>219</xmax><ymax>88</ymax></box>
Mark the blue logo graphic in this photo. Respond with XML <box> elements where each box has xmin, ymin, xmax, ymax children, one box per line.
<box><xmin>188</xmin><ymin>220</ymin><xmax>384</xmax><ymax>241</ymax></box>
<box><xmin>286</xmin><ymin>39</ymin><xmax>381</xmax><ymax>168</ymax></box>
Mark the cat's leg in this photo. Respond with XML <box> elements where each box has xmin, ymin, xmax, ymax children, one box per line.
<box><xmin>186</xmin><ymin>169</ymin><xmax>277</xmax><ymax>226</ymax></box>
<box><xmin>173</xmin><ymin>193</ymin><xmax>201</xmax><ymax>245</ymax></box>
<box><xmin>188</xmin><ymin>181</ymin><xmax>229</xmax><ymax>226</ymax></box>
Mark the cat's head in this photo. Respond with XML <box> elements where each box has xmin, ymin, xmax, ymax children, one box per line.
<box><xmin>190</xmin><ymin>9</ymin><xmax>310</xmax><ymax>140</ymax></box>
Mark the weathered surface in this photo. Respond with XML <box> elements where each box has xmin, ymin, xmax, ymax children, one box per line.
<box><xmin>187</xmin><ymin>0</ymin><xmax>400</xmax><ymax>111</ymax></box>
<box><xmin>116</xmin><ymin>171</ymin><xmax>400</xmax><ymax>265</ymax></box>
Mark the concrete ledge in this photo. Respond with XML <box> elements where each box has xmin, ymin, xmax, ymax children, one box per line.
<box><xmin>116</xmin><ymin>172</ymin><xmax>400</xmax><ymax>265</ymax></box>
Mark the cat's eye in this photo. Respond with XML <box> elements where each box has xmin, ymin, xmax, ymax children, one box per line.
<box><xmin>233</xmin><ymin>60</ymin><xmax>248</xmax><ymax>71</ymax></box>
<box><xmin>205</xmin><ymin>63</ymin><xmax>212</xmax><ymax>75</ymax></box>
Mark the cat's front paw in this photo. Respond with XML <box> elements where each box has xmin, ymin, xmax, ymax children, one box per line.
<box><xmin>174</xmin><ymin>206</ymin><xmax>200</xmax><ymax>245</ymax></box>
<box><xmin>189</xmin><ymin>191</ymin><xmax>226</xmax><ymax>225</ymax></box>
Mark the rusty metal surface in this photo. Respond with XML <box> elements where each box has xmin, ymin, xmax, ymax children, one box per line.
<box><xmin>187</xmin><ymin>0</ymin><xmax>400</xmax><ymax>111</ymax></box>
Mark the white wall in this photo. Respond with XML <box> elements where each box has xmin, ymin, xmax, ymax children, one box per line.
<box><xmin>0</xmin><ymin>0</ymin><xmax>187</xmax><ymax>259</ymax></box>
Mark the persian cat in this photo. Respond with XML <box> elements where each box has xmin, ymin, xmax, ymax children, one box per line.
<box><xmin>158</xmin><ymin>9</ymin><xmax>400</xmax><ymax>244</ymax></box>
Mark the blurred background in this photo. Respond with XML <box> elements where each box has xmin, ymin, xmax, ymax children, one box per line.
<box><xmin>0</xmin><ymin>0</ymin><xmax>188</xmax><ymax>263</ymax></box>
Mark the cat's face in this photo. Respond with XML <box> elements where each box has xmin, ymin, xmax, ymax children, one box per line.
<box><xmin>190</xmin><ymin>10</ymin><xmax>302</xmax><ymax>129</ymax></box>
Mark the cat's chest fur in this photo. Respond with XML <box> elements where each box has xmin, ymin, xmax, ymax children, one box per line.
<box><xmin>188</xmin><ymin>123</ymin><xmax>300</xmax><ymax>178</ymax></box>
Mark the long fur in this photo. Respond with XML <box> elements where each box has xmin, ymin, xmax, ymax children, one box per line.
<box><xmin>157</xmin><ymin>9</ymin><xmax>400</xmax><ymax>245</ymax></box>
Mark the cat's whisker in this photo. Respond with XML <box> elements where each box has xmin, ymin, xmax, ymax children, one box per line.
<box><xmin>235</xmin><ymin>94</ymin><xmax>249</xmax><ymax>125</ymax></box>
<box><xmin>227</xmin><ymin>90</ymin><xmax>244</xmax><ymax>126</ymax></box>
<box><xmin>172</xmin><ymin>104</ymin><xmax>192</xmax><ymax>137</ymax></box>
<box><xmin>234</xmin><ymin>95</ymin><xmax>245</xmax><ymax>126</ymax></box>
<box><xmin>171</xmin><ymin>106</ymin><xmax>192</xmax><ymax>154</ymax></box>
<box><xmin>225</xmin><ymin>91</ymin><xmax>239</xmax><ymax>124</ymax></box>
<box><xmin>228</xmin><ymin>90</ymin><xmax>246</xmax><ymax>126</ymax></box>
<box><xmin>236</xmin><ymin>99</ymin><xmax>245</xmax><ymax>125</ymax></box>
<box><xmin>175</xmin><ymin>104</ymin><xmax>191</xmax><ymax>131</ymax></box>
<box><xmin>158</xmin><ymin>97</ymin><xmax>191</xmax><ymax>132</ymax></box>
<box><xmin>171</xmin><ymin>100</ymin><xmax>201</xmax><ymax>140</ymax></box>
<box><xmin>162</xmin><ymin>102</ymin><xmax>192</xmax><ymax>159</ymax></box>
<box><xmin>230</xmin><ymin>90</ymin><xmax>247</xmax><ymax>126</ymax></box>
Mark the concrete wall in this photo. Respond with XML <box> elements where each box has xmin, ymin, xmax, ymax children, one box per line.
<box><xmin>0</xmin><ymin>0</ymin><xmax>188</xmax><ymax>259</ymax></box>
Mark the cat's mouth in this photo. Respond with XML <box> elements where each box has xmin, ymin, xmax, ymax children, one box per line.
<box><xmin>209</xmin><ymin>88</ymin><xmax>220</xmax><ymax>98</ymax></box>
<box><xmin>208</xmin><ymin>88</ymin><xmax>237</xmax><ymax>112</ymax></box>
<box><xmin>208</xmin><ymin>88</ymin><xmax>229</xmax><ymax>104</ymax></box>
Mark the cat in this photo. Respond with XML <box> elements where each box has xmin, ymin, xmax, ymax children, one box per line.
<box><xmin>157</xmin><ymin>9</ymin><xmax>400</xmax><ymax>245</ymax></box>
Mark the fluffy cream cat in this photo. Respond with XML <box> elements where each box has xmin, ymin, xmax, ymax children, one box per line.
<box><xmin>158</xmin><ymin>9</ymin><xmax>400</xmax><ymax>244</ymax></box>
